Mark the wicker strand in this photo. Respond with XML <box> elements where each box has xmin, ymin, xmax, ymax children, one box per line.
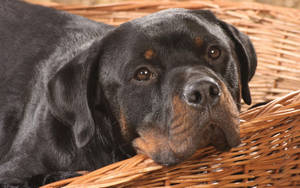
<box><xmin>41</xmin><ymin>90</ymin><xmax>300</xmax><ymax>188</ymax></box>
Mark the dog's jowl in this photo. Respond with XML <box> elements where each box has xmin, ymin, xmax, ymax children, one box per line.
<box><xmin>0</xmin><ymin>0</ymin><xmax>256</xmax><ymax>186</ymax></box>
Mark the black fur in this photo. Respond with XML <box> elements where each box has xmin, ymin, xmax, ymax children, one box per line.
<box><xmin>0</xmin><ymin>1</ymin><xmax>256</xmax><ymax>186</ymax></box>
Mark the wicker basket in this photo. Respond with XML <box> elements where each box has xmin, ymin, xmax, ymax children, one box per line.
<box><xmin>24</xmin><ymin>0</ymin><xmax>300</xmax><ymax>187</ymax></box>
<box><xmin>43</xmin><ymin>90</ymin><xmax>300</xmax><ymax>187</ymax></box>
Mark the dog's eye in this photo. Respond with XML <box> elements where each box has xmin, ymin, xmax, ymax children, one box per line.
<box><xmin>134</xmin><ymin>67</ymin><xmax>154</xmax><ymax>81</ymax></box>
<box><xmin>208</xmin><ymin>46</ymin><xmax>221</xmax><ymax>59</ymax></box>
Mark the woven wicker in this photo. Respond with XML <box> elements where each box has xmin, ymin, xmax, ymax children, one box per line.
<box><xmin>42</xmin><ymin>90</ymin><xmax>300</xmax><ymax>187</ymax></box>
<box><xmin>24</xmin><ymin>0</ymin><xmax>300</xmax><ymax>187</ymax></box>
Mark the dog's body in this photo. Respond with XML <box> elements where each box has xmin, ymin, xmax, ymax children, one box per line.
<box><xmin>0</xmin><ymin>1</ymin><xmax>124</xmax><ymax>186</ymax></box>
<box><xmin>0</xmin><ymin>0</ymin><xmax>256</xmax><ymax>187</ymax></box>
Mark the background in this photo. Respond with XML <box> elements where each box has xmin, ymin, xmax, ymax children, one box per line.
<box><xmin>29</xmin><ymin>0</ymin><xmax>300</xmax><ymax>9</ymax></box>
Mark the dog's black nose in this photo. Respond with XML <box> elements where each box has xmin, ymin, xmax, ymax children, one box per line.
<box><xmin>183</xmin><ymin>77</ymin><xmax>221</xmax><ymax>107</ymax></box>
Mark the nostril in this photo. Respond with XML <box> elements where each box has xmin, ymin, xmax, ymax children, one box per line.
<box><xmin>209</xmin><ymin>84</ymin><xmax>220</xmax><ymax>98</ymax></box>
<box><xmin>187</xmin><ymin>91</ymin><xmax>202</xmax><ymax>104</ymax></box>
<box><xmin>183</xmin><ymin>77</ymin><xmax>221</xmax><ymax>107</ymax></box>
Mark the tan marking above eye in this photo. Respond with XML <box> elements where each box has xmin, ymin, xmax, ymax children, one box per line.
<box><xmin>144</xmin><ymin>49</ymin><xmax>155</xmax><ymax>60</ymax></box>
<box><xmin>195</xmin><ymin>37</ymin><xmax>203</xmax><ymax>47</ymax></box>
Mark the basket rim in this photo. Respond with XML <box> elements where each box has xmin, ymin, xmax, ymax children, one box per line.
<box><xmin>42</xmin><ymin>89</ymin><xmax>300</xmax><ymax>188</ymax></box>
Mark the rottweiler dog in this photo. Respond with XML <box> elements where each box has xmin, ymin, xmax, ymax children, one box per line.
<box><xmin>0</xmin><ymin>0</ymin><xmax>257</xmax><ymax>187</ymax></box>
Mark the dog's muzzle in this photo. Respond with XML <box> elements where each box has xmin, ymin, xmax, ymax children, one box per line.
<box><xmin>133</xmin><ymin>70</ymin><xmax>241</xmax><ymax>166</ymax></box>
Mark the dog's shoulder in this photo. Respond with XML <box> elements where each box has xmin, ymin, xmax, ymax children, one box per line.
<box><xmin>0</xmin><ymin>0</ymin><xmax>113</xmax><ymax>61</ymax></box>
<box><xmin>0</xmin><ymin>0</ymin><xmax>113</xmax><ymax>93</ymax></box>
<box><xmin>0</xmin><ymin>0</ymin><xmax>112</xmax><ymax>34</ymax></box>
<box><xmin>0</xmin><ymin>0</ymin><xmax>113</xmax><ymax>130</ymax></box>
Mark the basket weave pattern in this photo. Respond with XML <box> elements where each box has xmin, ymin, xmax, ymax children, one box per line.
<box><xmin>43</xmin><ymin>90</ymin><xmax>300</xmax><ymax>187</ymax></box>
<box><xmin>27</xmin><ymin>0</ymin><xmax>300</xmax><ymax>187</ymax></box>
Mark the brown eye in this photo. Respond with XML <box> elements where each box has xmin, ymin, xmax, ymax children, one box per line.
<box><xmin>208</xmin><ymin>46</ymin><xmax>221</xmax><ymax>59</ymax></box>
<box><xmin>134</xmin><ymin>67</ymin><xmax>153</xmax><ymax>81</ymax></box>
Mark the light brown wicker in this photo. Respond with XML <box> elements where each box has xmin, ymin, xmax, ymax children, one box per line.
<box><xmin>24</xmin><ymin>0</ymin><xmax>300</xmax><ymax>187</ymax></box>
<box><xmin>43</xmin><ymin>90</ymin><xmax>300</xmax><ymax>187</ymax></box>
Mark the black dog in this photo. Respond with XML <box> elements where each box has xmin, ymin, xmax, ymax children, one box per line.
<box><xmin>0</xmin><ymin>0</ymin><xmax>257</xmax><ymax>187</ymax></box>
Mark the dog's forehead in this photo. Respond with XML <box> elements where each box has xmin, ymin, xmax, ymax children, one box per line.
<box><xmin>130</xmin><ymin>8</ymin><xmax>226</xmax><ymax>40</ymax></box>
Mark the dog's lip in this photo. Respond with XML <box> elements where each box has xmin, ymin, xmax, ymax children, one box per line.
<box><xmin>207</xmin><ymin>106</ymin><xmax>241</xmax><ymax>148</ymax></box>
<box><xmin>209</xmin><ymin>122</ymin><xmax>241</xmax><ymax>150</ymax></box>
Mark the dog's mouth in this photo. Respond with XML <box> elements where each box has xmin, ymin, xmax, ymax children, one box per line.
<box><xmin>132</xmin><ymin>82</ymin><xmax>241</xmax><ymax>166</ymax></box>
<box><xmin>132</xmin><ymin>118</ymin><xmax>240</xmax><ymax>166</ymax></box>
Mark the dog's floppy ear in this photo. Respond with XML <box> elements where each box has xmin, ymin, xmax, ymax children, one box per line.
<box><xmin>47</xmin><ymin>42</ymin><xmax>100</xmax><ymax>148</ymax></box>
<box><xmin>219</xmin><ymin>21</ymin><xmax>257</xmax><ymax>105</ymax></box>
<box><xmin>188</xmin><ymin>10</ymin><xmax>257</xmax><ymax>105</ymax></box>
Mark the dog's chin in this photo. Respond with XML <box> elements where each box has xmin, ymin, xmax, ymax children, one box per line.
<box><xmin>134</xmin><ymin>144</ymin><xmax>182</xmax><ymax>166</ymax></box>
<box><xmin>132</xmin><ymin>131</ymin><xmax>185</xmax><ymax>166</ymax></box>
<box><xmin>131</xmin><ymin>124</ymin><xmax>208</xmax><ymax>166</ymax></box>
<box><xmin>132</xmin><ymin>121</ymin><xmax>241</xmax><ymax>166</ymax></box>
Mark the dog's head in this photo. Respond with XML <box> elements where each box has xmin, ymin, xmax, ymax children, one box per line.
<box><xmin>47</xmin><ymin>9</ymin><xmax>257</xmax><ymax>166</ymax></box>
